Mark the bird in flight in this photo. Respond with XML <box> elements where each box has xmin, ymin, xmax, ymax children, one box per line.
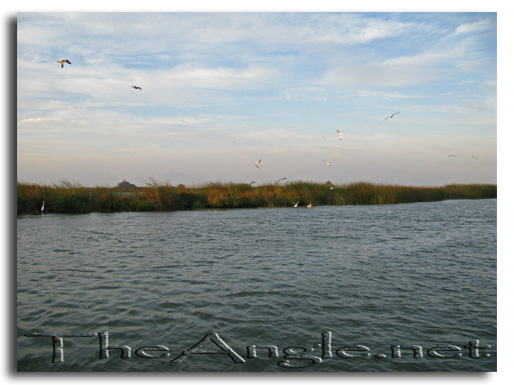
<box><xmin>249</xmin><ymin>181</ymin><xmax>257</xmax><ymax>186</ymax></box>
<box><xmin>448</xmin><ymin>155</ymin><xmax>456</xmax><ymax>157</ymax></box>
<box><xmin>472</xmin><ymin>155</ymin><xmax>478</xmax><ymax>160</ymax></box>
<box><xmin>324</xmin><ymin>160</ymin><xmax>333</xmax><ymax>167</ymax></box>
<box><xmin>57</xmin><ymin>59</ymin><xmax>71</xmax><ymax>68</ymax></box>
<box><xmin>41</xmin><ymin>201</ymin><xmax>45</xmax><ymax>214</ymax></box>
<box><xmin>131</xmin><ymin>86</ymin><xmax>142</xmax><ymax>90</ymax></box>
<box><xmin>255</xmin><ymin>159</ymin><xmax>262</xmax><ymax>169</ymax></box>
<box><xmin>179</xmin><ymin>119</ymin><xmax>187</xmax><ymax>124</ymax></box>
<box><xmin>275</xmin><ymin>177</ymin><xmax>287</xmax><ymax>185</ymax></box>
<box><xmin>385</xmin><ymin>111</ymin><xmax>400</xmax><ymax>120</ymax></box>
<box><xmin>322</xmin><ymin>136</ymin><xmax>326</xmax><ymax>140</ymax></box>
<box><xmin>337</xmin><ymin>130</ymin><xmax>343</xmax><ymax>140</ymax></box>
<box><xmin>294</xmin><ymin>201</ymin><xmax>299</xmax><ymax>208</ymax></box>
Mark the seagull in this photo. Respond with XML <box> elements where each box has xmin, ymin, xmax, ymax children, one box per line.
<box><xmin>294</xmin><ymin>201</ymin><xmax>299</xmax><ymax>208</ymax></box>
<box><xmin>337</xmin><ymin>130</ymin><xmax>343</xmax><ymax>140</ymax></box>
<box><xmin>274</xmin><ymin>177</ymin><xmax>287</xmax><ymax>185</ymax></box>
<box><xmin>255</xmin><ymin>159</ymin><xmax>262</xmax><ymax>169</ymax></box>
<box><xmin>472</xmin><ymin>155</ymin><xmax>478</xmax><ymax>160</ymax></box>
<box><xmin>57</xmin><ymin>59</ymin><xmax>71</xmax><ymax>68</ymax></box>
<box><xmin>324</xmin><ymin>160</ymin><xmax>333</xmax><ymax>167</ymax></box>
<box><xmin>322</xmin><ymin>136</ymin><xmax>327</xmax><ymax>140</ymax></box>
<box><xmin>131</xmin><ymin>86</ymin><xmax>142</xmax><ymax>90</ymax></box>
<box><xmin>41</xmin><ymin>201</ymin><xmax>45</xmax><ymax>214</ymax></box>
<box><xmin>179</xmin><ymin>119</ymin><xmax>187</xmax><ymax>124</ymax></box>
<box><xmin>448</xmin><ymin>155</ymin><xmax>457</xmax><ymax>157</ymax></box>
<box><xmin>249</xmin><ymin>181</ymin><xmax>257</xmax><ymax>186</ymax></box>
<box><xmin>307</xmin><ymin>203</ymin><xmax>312</xmax><ymax>208</ymax></box>
<box><xmin>330</xmin><ymin>186</ymin><xmax>335</xmax><ymax>190</ymax></box>
<box><xmin>385</xmin><ymin>111</ymin><xmax>400</xmax><ymax>120</ymax></box>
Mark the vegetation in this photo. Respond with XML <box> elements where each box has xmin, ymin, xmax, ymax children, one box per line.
<box><xmin>17</xmin><ymin>180</ymin><xmax>497</xmax><ymax>215</ymax></box>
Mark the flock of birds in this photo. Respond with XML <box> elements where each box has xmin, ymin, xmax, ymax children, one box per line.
<box><xmin>50</xmin><ymin>59</ymin><xmax>481</xmax><ymax>211</ymax></box>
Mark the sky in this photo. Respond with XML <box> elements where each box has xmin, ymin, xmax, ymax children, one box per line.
<box><xmin>16</xmin><ymin>11</ymin><xmax>497</xmax><ymax>187</ymax></box>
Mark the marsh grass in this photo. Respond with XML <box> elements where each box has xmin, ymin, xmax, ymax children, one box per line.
<box><xmin>17</xmin><ymin>180</ymin><xmax>497</xmax><ymax>215</ymax></box>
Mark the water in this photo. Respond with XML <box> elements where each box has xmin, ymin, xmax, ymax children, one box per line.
<box><xmin>17</xmin><ymin>199</ymin><xmax>497</xmax><ymax>372</ymax></box>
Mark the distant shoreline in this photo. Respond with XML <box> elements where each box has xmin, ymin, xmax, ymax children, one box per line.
<box><xmin>17</xmin><ymin>181</ymin><xmax>497</xmax><ymax>215</ymax></box>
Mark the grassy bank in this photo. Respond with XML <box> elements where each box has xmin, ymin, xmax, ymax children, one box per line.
<box><xmin>17</xmin><ymin>181</ymin><xmax>497</xmax><ymax>215</ymax></box>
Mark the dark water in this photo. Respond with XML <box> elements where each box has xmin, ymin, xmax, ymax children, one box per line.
<box><xmin>17</xmin><ymin>199</ymin><xmax>497</xmax><ymax>372</ymax></box>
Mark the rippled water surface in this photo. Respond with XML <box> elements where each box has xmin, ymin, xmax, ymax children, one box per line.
<box><xmin>17</xmin><ymin>199</ymin><xmax>497</xmax><ymax>371</ymax></box>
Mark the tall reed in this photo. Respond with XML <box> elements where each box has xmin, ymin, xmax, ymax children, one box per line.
<box><xmin>17</xmin><ymin>180</ymin><xmax>497</xmax><ymax>215</ymax></box>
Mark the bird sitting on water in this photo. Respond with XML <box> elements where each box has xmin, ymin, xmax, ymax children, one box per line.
<box><xmin>131</xmin><ymin>86</ymin><xmax>142</xmax><ymax>90</ymax></box>
<box><xmin>57</xmin><ymin>60</ymin><xmax>71</xmax><ymax>68</ymax></box>
<box><xmin>41</xmin><ymin>201</ymin><xmax>45</xmax><ymax>214</ymax></box>
<box><xmin>307</xmin><ymin>203</ymin><xmax>312</xmax><ymax>208</ymax></box>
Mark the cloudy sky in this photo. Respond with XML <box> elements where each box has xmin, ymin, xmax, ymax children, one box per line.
<box><xmin>17</xmin><ymin>12</ymin><xmax>497</xmax><ymax>187</ymax></box>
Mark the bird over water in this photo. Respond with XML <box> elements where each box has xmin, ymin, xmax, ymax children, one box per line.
<box><xmin>57</xmin><ymin>59</ymin><xmax>71</xmax><ymax>68</ymax></box>
<box><xmin>385</xmin><ymin>111</ymin><xmax>400</xmax><ymax>120</ymax></box>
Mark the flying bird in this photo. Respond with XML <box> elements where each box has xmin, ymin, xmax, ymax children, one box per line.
<box><xmin>294</xmin><ymin>201</ymin><xmax>299</xmax><ymax>208</ymax></box>
<box><xmin>472</xmin><ymin>155</ymin><xmax>478</xmax><ymax>160</ymax></box>
<box><xmin>255</xmin><ymin>159</ymin><xmax>262</xmax><ymax>168</ymax></box>
<box><xmin>41</xmin><ymin>201</ymin><xmax>45</xmax><ymax>214</ymax></box>
<box><xmin>448</xmin><ymin>155</ymin><xmax>457</xmax><ymax>157</ymax></box>
<box><xmin>322</xmin><ymin>136</ymin><xmax>326</xmax><ymax>140</ymax></box>
<box><xmin>324</xmin><ymin>160</ymin><xmax>333</xmax><ymax>167</ymax></box>
<box><xmin>337</xmin><ymin>130</ymin><xmax>343</xmax><ymax>140</ymax></box>
<box><xmin>249</xmin><ymin>181</ymin><xmax>257</xmax><ymax>186</ymax></box>
<box><xmin>385</xmin><ymin>111</ymin><xmax>400</xmax><ymax>120</ymax></box>
<box><xmin>57</xmin><ymin>59</ymin><xmax>71</xmax><ymax>68</ymax></box>
<box><xmin>179</xmin><ymin>119</ymin><xmax>187</xmax><ymax>124</ymax></box>
<box><xmin>131</xmin><ymin>86</ymin><xmax>142</xmax><ymax>90</ymax></box>
<box><xmin>275</xmin><ymin>177</ymin><xmax>287</xmax><ymax>185</ymax></box>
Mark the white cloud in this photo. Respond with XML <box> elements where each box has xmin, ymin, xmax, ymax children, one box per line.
<box><xmin>455</xmin><ymin>18</ymin><xmax>495</xmax><ymax>35</ymax></box>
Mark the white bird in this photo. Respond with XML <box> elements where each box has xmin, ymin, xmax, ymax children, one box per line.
<box><xmin>255</xmin><ymin>159</ymin><xmax>262</xmax><ymax>168</ymax></box>
<box><xmin>57</xmin><ymin>59</ymin><xmax>71</xmax><ymax>68</ymax></box>
<box><xmin>385</xmin><ymin>111</ymin><xmax>400</xmax><ymax>120</ymax></box>
<box><xmin>330</xmin><ymin>186</ymin><xmax>335</xmax><ymax>190</ymax></box>
<box><xmin>337</xmin><ymin>130</ymin><xmax>343</xmax><ymax>140</ymax></box>
<box><xmin>249</xmin><ymin>181</ymin><xmax>257</xmax><ymax>186</ymax></box>
<box><xmin>41</xmin><ymin>201</ymin><xmax>45</xmax><ymax>214</ymax></box>
<box><xmin>324</xmin><ymin>160</ymin><xmax>333</xmax><ymax>167</ymax></box>
<box><xmin>131</xmin><ymin>86</ymin><xmax>142</xmax><ymax>90</ymax></box>
<box><xmin>307</xmin><ymin>203</ymin><xmax>312</xmax><ymax>208</ymax></box>
<box><xmin>472</xmin><ymin>155</ymin><xmax>478</xmax><ymax>160</ymax></box>
<box><xmin>294</xmin><ymin>201</ymin><xmax>299</xmax><ymax>208</ymax></box>
<box><xmin>322</xmin><ymin>136</ymin><xmax>326</xmax><ymax>140</ymax></box>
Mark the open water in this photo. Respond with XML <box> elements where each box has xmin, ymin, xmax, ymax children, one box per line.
<box><xmin>17</xmin><ymin>199</ymin><xmax>497</xmax><ymax>371</ymax></box>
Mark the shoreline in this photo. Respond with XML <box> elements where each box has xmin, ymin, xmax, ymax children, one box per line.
<box><xmin>17</xmin><ymin>181</ymin><xmax>497</xmax><ymax>215</ymax></box>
